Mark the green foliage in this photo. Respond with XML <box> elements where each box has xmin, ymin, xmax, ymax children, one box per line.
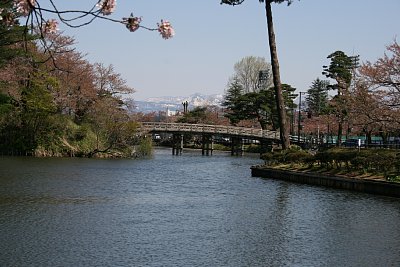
<box><xmin>0</xmin><ymin>93</ymin><xmax>13</xmax><ymax>120</ymax></box>
<box><xmin>22</xmin><ymin>72</ymin><xmax>58</xmax><ymax>114</ymax></box>
<box><xmin>223</xmin><ymin>78</ymin><xmax>244</xmax><ymax>125</ymax></box>
<box><xmin>244</xmin><ymin>144</ymin><xmax>262</xmax><ymax>153</ymax></box>
<box><xmin>212</xmin><ymin>143</ymin><xmax>231</xmax><ymax>151</ymax></box>
<box><xmin>224</xmin><ymin>82</ymin><xmax>296</xmax><ymax>130</ymax></box>
<box><xmin>0</xmin><ymin>18</ymin><xmax>145</xmax><ymax>158</ymax></box>
<box><xmin>322</xmin><ymin>51</ymin><xmax>359</xmax><ymax>92</ymax></box>
<box><xmin>314</xmin><ymin>148</ymin><xmax>399</xmax><ymax>180</ymax></box>
<box><xmin>0</xmin><ymin>2</ymin><xmax>36</xmax><ymax>67</ymax></box>
<box><xmin>315</xmin><ymin>148</ymin><xmax>356</xmax><ymax>169</ymax></box>
<box><xmin>261</xmin><ymin>147</ymin><xmax>313</xmax><ymax>166</ymax></box>
<box><xmin>135</xmin><ymin>137</ymin><xmax>153</xmax><ymax>158</ymax></box>
<box><xmin>0</xmin><ymin>69</ymin><xmax>141</xmax><ymax>157</ymax></box>
<box><xmin>306</xmin><ymin>78</ymin><xmax>330</xmax><ymax>116</ymax></box>
<box><xmin>263</xmin><ymin>147</ymin><xmax>399</xmax><ymax>182</ymax></box>
<box><xmin>177</xmin><ymin>107</ymin><xmax>208</xmax><ymax>124</ymax></box>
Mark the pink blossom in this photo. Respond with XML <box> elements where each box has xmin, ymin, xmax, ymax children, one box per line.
<box><xmin>157</xmin><ymin>20</ymin><xmax>174</xmax><ymax>39</ymax></box>
<box><xmin>123</xmin><ymin>15</ymin><xmax>142</xmax><ymax>32</ymax></box>
<box><xmin>43</xmin><ymin>19</ymin><xmax>58</xmax><ymax>34</ymax></box>
<box><xmin>14</xmin><ymin>0</ymin><xmax>36</xmax><ymax>17</ymax></box>
<box><xmin>96</xmin><ymin>0</ymin><xmax>116</xmax><ymax>16</ymax></box>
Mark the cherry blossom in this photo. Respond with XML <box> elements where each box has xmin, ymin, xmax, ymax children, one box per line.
<box><xmin>123</xmin><ymin>15</ymin><xmax>142</xmax><ymax>32</ymax></box>
<box><xmin>14</xmin><ymin>0</ymin><xmax>36</xmax><ymax>17</ymax></box>
<box><xmin>43</xmin><ymin>19</ymin><xmax>58</xmax><ymax>34</ymax></box>
<box><xmin>6</xmin><ymin>1</ymin><xmax>174</xmax><ymax>40</ymax></box>
<box><xmin>157</xmin><ymin>20</ymin><xmax>174</xmax><ymax>39</ymax></box>
<box><xmin>96</xmin><ymin>0</ymin><xmax>116</xmax><ymax>16</ymax></box>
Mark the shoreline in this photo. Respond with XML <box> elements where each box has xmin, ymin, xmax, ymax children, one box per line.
<box><xmin>251</xmin><ymin>166</ymin><xmax>400</xmax><ymax>198</ymax></box>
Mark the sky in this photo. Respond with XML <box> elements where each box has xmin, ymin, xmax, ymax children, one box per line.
<box><xmin>55</xmin><ymin>0</ymin><xmax>400</xmax><ymax>100</ymax></box>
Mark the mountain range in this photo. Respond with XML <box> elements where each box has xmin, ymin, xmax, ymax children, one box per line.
<box><xmin>134</xmin><ymin>93</ymin><xmax>224</xmax><ymax>113</ymax></box>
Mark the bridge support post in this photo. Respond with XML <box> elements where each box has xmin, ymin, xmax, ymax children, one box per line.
<box><xmin>172</xmin><ymin>133</ymin><xmax>183</xmax><ymax>155</ymax></box>
<box><xmin>201</xmin><ymin>134</ymin><xmax>213</xmax><ymax>156</ymax></box>
<box><xmin>231</xmin><ymin>137</ymin><xmax>244</xmax><ymax>156</ymax></box>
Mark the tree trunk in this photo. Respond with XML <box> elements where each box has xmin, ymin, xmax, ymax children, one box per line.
<box><xmin>337</xmin><ymin>120</ymin><xmax>343</xmax><ymax>146</ymax></box>
<box><xmin>366</xmin><ymin>130</ymin><xmax>372</xmax><ymax>148</ymax></box>
<box><xmin>264</xmin><ymin>1</ymin><xmax>290</xmax><ymax>149</ymax></box>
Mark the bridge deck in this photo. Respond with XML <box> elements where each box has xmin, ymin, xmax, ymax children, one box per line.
<box><xmin>141</xmin><ymin>122</ymin><xmax>281</xmax><ymax>141</ymax></box>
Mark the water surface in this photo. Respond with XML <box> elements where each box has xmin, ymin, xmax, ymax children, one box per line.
<box><xmin>0</xmin><ymin>148</ymin><xmax>399</xmax><ymax>266</ymax></box>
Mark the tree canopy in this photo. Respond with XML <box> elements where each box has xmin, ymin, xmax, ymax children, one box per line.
<box><xmin>306</xmin><ymin>78</ymin><xmax>330</xmax><ymax>116</ymax></box>
<box><xmin>231</xmin><ymin>56</ymin><xmax>273</xmax><ymax>93</ymax></box>
<box><xmin>0</xmin><ymin>28</ymin><xmax>142</xmax><ymax>157</ymax></box>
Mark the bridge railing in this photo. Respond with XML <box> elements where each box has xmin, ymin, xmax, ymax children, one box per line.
<box><xmin>140</xmin><ymin>122</ymin><xmax>280</xmax><ymax>140</ymax></box>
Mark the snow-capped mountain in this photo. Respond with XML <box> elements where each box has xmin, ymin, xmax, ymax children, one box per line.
<box><xmin>134</xmin><ymin>93</ymin><xmax>224</xmax><ymax>113</ymax></box>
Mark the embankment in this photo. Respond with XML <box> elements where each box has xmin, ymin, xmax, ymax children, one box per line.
<box><xmin>251</xmin><ymin>166</ymin><xmax>400</xmax><ymax>198</ymax></box>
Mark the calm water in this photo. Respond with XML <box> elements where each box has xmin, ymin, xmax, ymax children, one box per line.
<box><xmin>0</xmin><ymin>148</ymin><xmax>399</xmax><ymax>267</ymax></box>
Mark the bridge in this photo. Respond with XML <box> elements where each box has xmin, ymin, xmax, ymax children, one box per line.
<box><xmin>140</xmin><ymin>122</ymin><xmax>282</xmax><ymax>155</ymax></box>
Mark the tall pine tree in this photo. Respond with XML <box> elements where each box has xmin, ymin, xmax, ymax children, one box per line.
<box><xmin>221</xmin><ymin>0</ymin><xmax>297</xmax><ymax>149</ymax></box>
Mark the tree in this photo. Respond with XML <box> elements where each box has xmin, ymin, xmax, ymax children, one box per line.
<box><xmin>30</xmin><ymin>34</ymin><xmax>95</xmax><ymax>119</ymax></box>
<box><xmin>221</xmin><ymin>0</ymin><xmax>297</xmax><ymax>149</ymax></box>
<box><xmin>0</xmin><ymin>10</ymin><xmax>28</xmax><ymax>67</ymax></box>
<box><xmin>322</xmin><ymin>50</ymin><xmax>359</xmax><ymax>145</ymax></box>
<box><xmin>85</xmin><ymin>96</ymin><xmax>130</xmax><ymax>157</ymax></box>
<box><xmin>306</xmin><ymin>78</ymin><xmax>330</xmax><ymax>116</ymax></box>
<box><xmin>348</xmin><ymin>82</ymin><xmax>396</xmax><ymax>146</ymax></box>
<box><xmin>223</xmin><ymin>78</ymin><xmax>245</xmax><ymax>125</ymax></box>
<box><xmin>223</xmin><ymin>82</ymin><xmax>296</xmax><ymax>130</ymax></box>
<box><xmin>93</xmin><ymin>63</ymin><xmax>134</xmax><ymax>98</ymax></box>
<box><xmin>352</xmin><ymin>40</ymin><xmax>400</xmax><ymax>145</ymax></box>
<box><xmin>0</xmin><ymin>26</ymin><xmax>141</xmax><ymax>156</ymax></box>
<box><xmin>231</xmin><ymin>56</ymin><xmax>273</xmax><ymax>93</ymax></box>
<box><xmin>323</xmin><ymin>51</ymin><xmax>359</xmax><ymax>95</ymax></box>
<box><xmin>359</xmin><ymin>40</ymin><xmax>400</xmax><ymax>109</ymax></box>
<box><xmin>177</xmin><ymin>107</ymin><xmax>208</xmax><ymax>124</ymax></box>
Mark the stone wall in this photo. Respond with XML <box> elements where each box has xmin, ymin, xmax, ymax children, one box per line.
<box><xmin>251</xmin><ymin>166</ymin><xmax>400</xmax><ymax>198</ymax></box>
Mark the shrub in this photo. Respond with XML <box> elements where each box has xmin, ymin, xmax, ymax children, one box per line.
<box><xmin>350</xmin><ymin>156</ymin><xmax>368</xmax><ymax>173</ymax></box>
<box><xmin>261</xmin><ymin>148</ymin><xmax>314</xmax><ymax>166</ymax></box>
<box><xmin>134</xmin><ymin>137</ymin><xmax>153</xmax><ymax>158</ymax></box>
<box><xmin>283</xmin><ymin>150</ymin><xmax>313</xmax><ymax>164</ymax></box>
<box><xmin>261</xmin><ymin>152</ymin><xmax>277</xmax><ymax>166</ymax></box>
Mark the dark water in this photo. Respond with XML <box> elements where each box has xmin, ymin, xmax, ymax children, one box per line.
<box><xmin>0</xmin><ymin>148</ymin><xmax>399</xmax><ymax>267</ymax></box>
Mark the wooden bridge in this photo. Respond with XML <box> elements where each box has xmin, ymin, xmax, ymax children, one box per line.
<box><xmin>140</xmin><ymin>122</ymin><xmax>281</xmax><ymax>155</ymax></box>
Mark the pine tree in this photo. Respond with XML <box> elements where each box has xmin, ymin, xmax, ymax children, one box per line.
<box><xmin>221</xmin><ymin>0</ymin><xmax>297</xmax><ymax>149</ymax></box>
<box><xmin>306</xmin><ymin>78</ymin><xmax>330</xmax><ymax>117</ymax></box>
<box><xmin>322</xmin><ymin>51</ymin><xmax>359</xmax><ymax>145</ymax></box>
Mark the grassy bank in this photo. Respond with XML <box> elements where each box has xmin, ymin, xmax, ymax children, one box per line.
<box><xmin>260</xmin><ymin>146</ymin><xmax>400</xmax><ymax>183</ymax></box>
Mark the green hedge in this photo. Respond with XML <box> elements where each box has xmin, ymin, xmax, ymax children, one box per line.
<box><xmin>261</xmin><ymin>147</ymin><xmax>314</xmax><ymax>166</ymax></box>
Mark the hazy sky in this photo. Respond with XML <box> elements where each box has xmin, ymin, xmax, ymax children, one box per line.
<box><xmin>58</xmin><ymin>0</ymin><xmax>400</xmax><ymax>100</ymax></box>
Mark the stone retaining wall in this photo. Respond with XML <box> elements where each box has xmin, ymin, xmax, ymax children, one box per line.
<box><xmin>251</xmin><ymin>166</ymin><xmax>400</xmax><ymax>198</ymax></box>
